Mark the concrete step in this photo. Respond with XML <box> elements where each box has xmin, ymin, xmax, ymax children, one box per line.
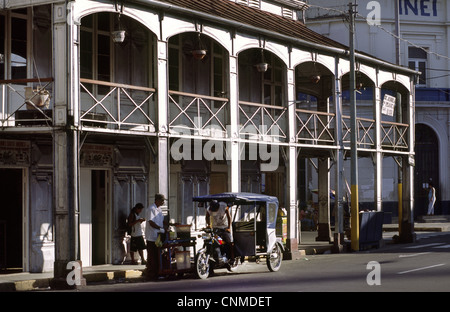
<box><xmin>417</xmin><ymin>215</ymin><xmax>450</xmax><ymax>223</ymax></box>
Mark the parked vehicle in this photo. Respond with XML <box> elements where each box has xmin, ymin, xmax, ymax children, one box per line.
<box><xmin>192</xmin><ymin>192</ymin><xmax>284</xmax><ymax>279</ymax></box>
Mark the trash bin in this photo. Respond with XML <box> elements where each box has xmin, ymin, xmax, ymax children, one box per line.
<box><xmin>359</xmin><ymin>211</ymin><xmax>384</xmax><ymax>249</ymax></box>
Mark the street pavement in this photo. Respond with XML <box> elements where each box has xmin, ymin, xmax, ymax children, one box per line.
<box><xmin>53</xmin><ymin>230</ymin><xmax>450</xmax><ymax>293</ymax></box>
<box><xmin>0</xmin><ymin>222</ymin><xmax>449</xmax><ymax>291</ymax></box>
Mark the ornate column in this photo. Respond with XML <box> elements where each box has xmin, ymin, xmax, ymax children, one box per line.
<box><xmin>316</xmin><ymin>96</ymin><xmax>331</xmax><ymax>242</ymax></box>
<box><xmin>285</xmin><ymin>66</ymin><xmax>301</xmax><ymax>259</ymax></box>
<box><xmin>156</xmin><ymin>37</ymin><xmax>169</xmax><ymax>203</ymax></box>
<box><xmin>51</xmin><ymin>2</ymin><xmax>84</xmax><ymax>288</ymax></box>
<box><xmin>374</xmin><ymin>85</ymin><xmax>382</xmax><ymax>212</ymax></box>
<box><xmin>229</xmin><ymin>50</ymin><xmax>240</xmax><ymax>192</ymax></box>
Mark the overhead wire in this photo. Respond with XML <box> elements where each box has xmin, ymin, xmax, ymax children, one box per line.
<box><xmin>305</xmin><ymin>2</ymin><xmax>450</xmax><ymax>99</ymax></box>
<box><xmin>306</xmin><ymin>3</ymin><xmax>450</xmax><ymax>63</ymax></box>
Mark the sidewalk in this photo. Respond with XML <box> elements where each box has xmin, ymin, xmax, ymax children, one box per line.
<box><xmin>1</xmin><ymin>222</ymin><xmax>449</xmax><ymax>291</ymax></box>
<box><xmin>1</xmin><ymin>231</ymin><xmax>331</xmax><ymax>291</ymax></box>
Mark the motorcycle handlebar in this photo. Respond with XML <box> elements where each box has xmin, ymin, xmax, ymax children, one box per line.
<box><xmin>200</xmin><ymin>227</ymin><xmax>228</xmax><ymax>234</ymax></box>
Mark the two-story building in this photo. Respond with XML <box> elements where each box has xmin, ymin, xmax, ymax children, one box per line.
<box><xmin>0</xmin><ymin>0</ymin><xmax>416</xmax><ymax>280</ymax></box>
<box><xmin>306</xmin><ymin>0</ymin><xmax>449</xmax><ymax>219</ymax></box>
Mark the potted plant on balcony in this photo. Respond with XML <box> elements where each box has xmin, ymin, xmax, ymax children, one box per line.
<box><xmin>25</xmin><ymin>86</ymin><xmax>50</xmax><ymax>110</ymax></box>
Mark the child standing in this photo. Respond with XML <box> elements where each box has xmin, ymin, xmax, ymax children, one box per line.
<box><xmin>127</xmin><ymin>203</ymin><xmax>147</xmax><ymax>264</ymax></box>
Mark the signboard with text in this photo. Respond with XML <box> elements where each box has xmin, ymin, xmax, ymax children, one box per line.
<box><xmin>382</xmin><ymin>94</ymin><xmax>396</xmax><ymax>116</ymax></box>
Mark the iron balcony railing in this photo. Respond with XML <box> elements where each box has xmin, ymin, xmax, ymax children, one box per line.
<box><xmin>2</xmin><ymin>78</ymin><xmax>409</xmax><ymax>151</ymax></box>
<box><xmin>79</xmin><ymin>78</ymin><xmax>156</xmax><ymax>132</ymax></box>
<box><xmin>296</xmin><ymin>108</ymin><xmax>335</xmax><ymax>145</ymax></box>
<box><xmin>239</xmin><ymin>101</ymin><xmax>287</xmax><ymax>142</ymax></box>
<box><xmin>380</xmin><ymin>120</ymin><xmax>409</xmax><ymax>150</ymax></box>
<box><xmin>342</xmin><ymin>115</ymin><xmax>375</xmax><ymax>149</ymax></box>
<box><xmin>0</xmin><ymin>78</ymin><xmax>53</xmax><ymax>128</ymax></box>
<box><xmin>169</xmin><ymin>90</ymin><xmax>229</xmax><ymax>138</ymax></box>
<box><xmin>295</xmin><ymin>110</ymin><xmax>409</xmax><ymax>150</ymax></box>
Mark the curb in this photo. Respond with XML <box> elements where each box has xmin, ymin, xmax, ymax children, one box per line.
<box><xmin>383</xmin><ymin>223</ymin><xmax>450</xmax><ymax>232</ymax></box>
<box><xmin>300</xmin><ymin>245</ymin><xmax>333</xmax><ymax>255</ymax></box>
<box><xmin>84</xmin><ymin>269</ymin><xmax>144</xmax><ymax>283</ymax></box>
<box><xmin>0</xmin><ymin>269</ymin><xmax>145</xmax><ymax>292</ymax></box>
<box><xmin>0</xmin><ymin>278</ymin><xmax>52</xmax><ymax>292</ymax></box>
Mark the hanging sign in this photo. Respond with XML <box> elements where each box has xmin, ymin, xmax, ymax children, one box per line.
<box><xmin>382</xmin><ymin>94</ymin><xmax>396</xmax><ymax>116</ymax></box>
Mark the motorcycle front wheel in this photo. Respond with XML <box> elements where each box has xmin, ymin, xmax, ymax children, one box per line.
<box><xmin>194</xmin><ymin>249</ymin><xmax>211</xmax><ymax>279</ymax></box>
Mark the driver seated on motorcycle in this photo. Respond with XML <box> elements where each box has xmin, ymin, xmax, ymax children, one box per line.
<box><xmin>206</xmin><ymin>200</ymin><xmax>235</xmax><ymax>264</ymax></box>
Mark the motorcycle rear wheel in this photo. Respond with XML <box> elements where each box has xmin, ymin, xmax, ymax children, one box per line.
<box><xmin>266</xmin><ymin>243</ymin><xmax>282</xmax><ymax>272</ymax></box>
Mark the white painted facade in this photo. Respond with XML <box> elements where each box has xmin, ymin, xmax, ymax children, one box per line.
<box><xmin>0</xmin><ymin>0</ymin><xmax>416</xmax><ymax>274</ymax></box>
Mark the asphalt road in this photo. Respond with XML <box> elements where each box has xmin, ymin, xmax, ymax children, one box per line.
<box><xmin>66</xmin><ymin>232</ymin><xmax>450</xmax><ymax>293</ymax></box>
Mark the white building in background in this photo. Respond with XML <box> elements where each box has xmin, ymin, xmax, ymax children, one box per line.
<box><xmin>305</xmin><ymin>0</ymin><xmax>450</xmax><ymax>218</ymax></box>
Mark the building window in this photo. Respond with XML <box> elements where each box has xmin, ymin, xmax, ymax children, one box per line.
<box><xmin>1</xmin><ymin>8</ymin><xmax>51</xmax><ymax>82</ymax></box>
<box><xmin>0</xmin><ymin>14</ymin><xmax>4</xmax><ymax>80</ymax></box>
<box><xmin>408</xmin><ymin>46</ymin><xmax>427</xmax><ymax>87</ymax></box>
<box><xmin>11</xmin><ymin>15</ymin><xmax>28</xmax><ymax>80</ymax></box>
<box><xmin>168</xmin><ymin>44</ymin><xmax>179</xmax><ymax>91</ymax></box>
<box><xmin>236</xmin><ymin>0</ymin><xmax>261</xmax><ymax>9</ymax></box>
<box><xmin>80</xmin><ymin>13</ymin><xmax>152</xmax><ymax>93</ymax></box>
<box><xmin>212</xmin><ymin>41</ymin><xmax>226</xmax><ymax>98</ymax></box>
<box><xmin>263</xmin><ymin>52</ymin><xmax>284</xmax><ymax>106</ymax></box>
<box><xmin>168</xmin><ymin>33</ymin><xmax>227</xmax><ymax>97</ymax></box>
<box><xmin>0</xmin><ymin>10</ymin><xmax>29</xmax><ymax>81</ymax></box>
<box><xmin>238</xmin><ymin>49</ymin><xmax>285</xmax><ymax>106</ymax></box>
<box><xmin>282</xmin><ymin>8</ymin><xmax>294</xmax><ymax>19</ymax></box>
<box><xmin>80</xmin><ymin>13</ymin><xmax>111</xmax><ymax>94</ymax></box>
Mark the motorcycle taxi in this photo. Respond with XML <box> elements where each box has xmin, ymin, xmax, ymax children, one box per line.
<box><xmin>192</xmin><ymin>192</ymin><xmax>284</xmax><ymax>279</ymax></box>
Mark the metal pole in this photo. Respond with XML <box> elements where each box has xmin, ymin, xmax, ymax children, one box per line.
<box><xmin>394</xmin><ymin>0</ymin><xmax>401</xmax><ymax>66</ymax></box>
<box><xmin>394</xmin><ymin>0</ymin><xmax>404</xmax><ymax>238</ymax></box>
<box><xmin>348</xmin><ymin>2</ymin><xmax>359</xmax><ymax>251</ymax></box>
<box><xmin>334</xmin><ymin>56</ymin><xmax>345</xmax><ymax>237</ymax></box>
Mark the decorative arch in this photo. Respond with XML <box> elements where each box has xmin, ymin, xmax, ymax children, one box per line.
<box><xmin>415</xmin><ymin>116</ymin><xmax>449</xmax><ymax>207</ymax></box>
<box><xmin>235</xmin><ymin>39</ymin><xmax>289</xmax><ymax>68</ymax></box>
<box><xmin>292</xmin><ymin>54</ymin><xmax>335</xmax><ymax>75</ymax></box>
<box><xmin>339</xmin><ymin>70</ymin><xmax>376</xmax><ymax>122</ymax></box>
<box><xmin>237</xmin><ymin>47</ymin><xmax>287</xmax><ymax>105</ymax></box>
<box><xmin>377</xmin><ymin>71</ymin><xmax>411</xmax><ymax>91</ymax></box>
<box><xmin>73</xmin><ymin>3</ymin><xmax>160</xmax><ymax>39</ymax></box>
<box><xmin>167</xmin><ymin>31</ymin><xmax>229</xmax><ymax>93</ymax></box>
<box><xmin>75</xmin><ymin>9</ymin><xmax>159</xmax><ymax>130</ymax></box>
<box><xmin>380</xmin><ymin>80</ymin><xmax>410</xmax><ymax>123</ymax></box>
<box><xmin>295</xmin><ymin>60</ymin><xmax>335</xmax><ymax>100</ymax></box>
<box><xmin>167</xmin><ymin>31</ymin><xmax>229</xmax><ymax>58</ymax></box>
<box><xmin>340</xmin><ymin>67</ymin><xmax>376</xmax><ymax>89</ymax></box>
<box><xmin>414</xmin><ymin>123</ymin><xmax>441</xmax><ymax>216</ymax></box>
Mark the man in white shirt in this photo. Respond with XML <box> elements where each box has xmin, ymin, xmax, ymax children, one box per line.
<box><xmin>145</xmin><ymin>193</ymin><xmax>166</xmax><ymax>280</ymax></box>
<box><xmin>206</xmin><ymin>200</ymin><xmax>234</xmax><ymax>263</ymax></box>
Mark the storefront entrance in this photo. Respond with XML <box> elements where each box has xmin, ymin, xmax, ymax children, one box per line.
<box><xmin>80</xmin><ymin>169</ymin><xmax>111</xmax><ymax>266</ymax></box>
<box><xmin>414</xmin><ymin>124</ymin><xmax>440</xmax><ymax>217</ymax></box>
<box><xmin>0</xmin><ymin>168</ymin><xmax>24</xmax><ymax>271</ymax></box>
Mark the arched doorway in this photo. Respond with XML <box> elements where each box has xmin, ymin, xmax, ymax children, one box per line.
<box><xmin>414</xmin><ymin>124</ymin><xmax>439</xmax><ymax>218</ymax></box>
